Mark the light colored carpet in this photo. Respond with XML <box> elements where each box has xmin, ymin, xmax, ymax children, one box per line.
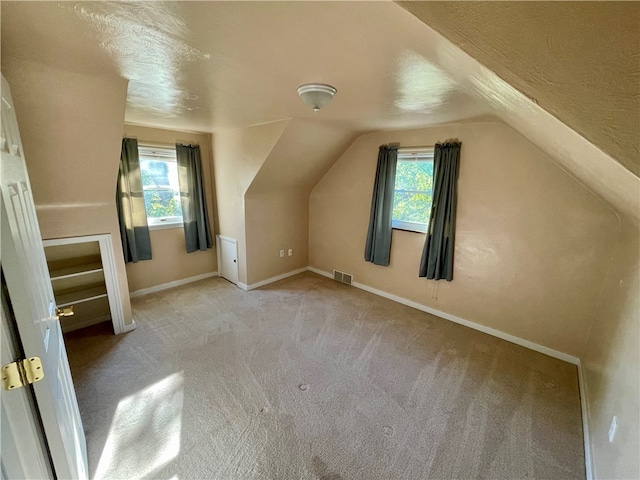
<box><xmin>65</xmin><ymin>272</ymin><xmax>585</xmax><ymax>480</ymax></box>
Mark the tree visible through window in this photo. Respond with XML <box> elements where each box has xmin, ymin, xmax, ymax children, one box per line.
<box><xmin>139</xmin><ymin>146</ymin><xmax>183</xmax><ymax>227</ymax></box>
<box><xmin>392</xmin><ymin>150</ymin><xmax>434</xmax><ymax>233</ymax></box>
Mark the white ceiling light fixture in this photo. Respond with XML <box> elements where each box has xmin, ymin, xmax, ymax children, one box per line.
<box><xmin>297</xmin><ymin>83</ymin><xmax>337</xmax><ymax>113</ymax></box>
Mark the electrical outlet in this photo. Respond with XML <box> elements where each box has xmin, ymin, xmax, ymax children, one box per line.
<box><xmin>279</xmin><ymin>249</ymin><xmax>284</xmax><ymax>258</ymax></box>
<box><xmin>288</xmin><ymin>248</ymin><xmax>293</xmax><ymax>256</ymax></box>
<box><xmin>608</xmin><ymin>416</ymin><xmax>617</xmax><ymax>443</ymax></box>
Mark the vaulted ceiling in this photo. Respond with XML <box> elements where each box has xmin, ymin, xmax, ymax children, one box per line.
<box><xmin>2</xmin><ymin>1</ymin><xmax>638</xmax><ymax>220</ymax></box>
<box><xmin>398</xmin><ymin>1</ymin><xmax>640</xmax><ymax>177</ymax></box>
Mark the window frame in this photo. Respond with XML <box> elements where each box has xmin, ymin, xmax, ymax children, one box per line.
<box><xmin>391</xmin><ymin>148</ymin><xmax>434</xmax><ymax>234</ymax></box>
<box><xmin>138</xmin><ymin>145</ymin><xmax>184</xmax><ymax>231</ymax></box>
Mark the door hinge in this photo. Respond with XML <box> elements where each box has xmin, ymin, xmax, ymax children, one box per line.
<box><xmin>2</xmin><ymin>357</ymin><xmax>44</xmax><ymax>390</ymax></box>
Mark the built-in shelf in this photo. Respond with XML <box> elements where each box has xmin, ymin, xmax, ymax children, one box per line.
<box><xmin>55</xmin><ymin>284</ymin><xmax>108</xmax><ymax>308</ymax></box>
<box><xmin>43</xmin><ymin>235</ymin><xmax>127</xmax><ymax>334</ymax></box>
<box><xmin>50</xmin><ymin>262</ymin><xmax>104</xmax><ymax>281</ymax></box>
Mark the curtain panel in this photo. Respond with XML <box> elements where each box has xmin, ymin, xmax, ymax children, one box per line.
<box><xmin>176</xmin><ymin>144</ymin><xmax>213</xmax><ymax>253</ymax></box>
<box><xmin>419</xmin><ymin>141</ymin><xmax>461</xmax><ymax>281</ymax></box>
<box><xmin>364</xmin><ymin>145</ymin><xmax>398</xmax><ymax>266</ymax></box>
<box><xmin>116</xmin><ymin>137</ymin><xmax>152</xmax><ymax>263</ymax></box>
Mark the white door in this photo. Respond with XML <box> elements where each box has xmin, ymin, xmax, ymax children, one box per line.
<box><xmin>218</xmin><ymin>235</ymin><xmax>239</xmax><ymax>285</ymax></box>
<box><xmin>1</xmin><ymin>74</ymin><xmax>88</xmax><ymax>479</ymax></box>
<box><xmin>1</xmin><ymin>294</ymin><xmax>54</xmax><ymax>479</ymax></box>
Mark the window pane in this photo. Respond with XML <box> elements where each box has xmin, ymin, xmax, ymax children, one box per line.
<box><xmin>394</xmin><ymin>160</ymin><xmax>433</xmax><ymax>191</ymax></box>
<box><xmin>140</xmin><ymin>159</ymin><xmax>183</xmax><ymax>220</ymax></box>
<box><xmin>393</xmin><ymin>191</ymin><xmax>432</xmax><ymax>224</ymax></box>
<box><xmin>392</xmin><ymin>159</ymin><xmax>433</xmax><ymax>228</ymax></box>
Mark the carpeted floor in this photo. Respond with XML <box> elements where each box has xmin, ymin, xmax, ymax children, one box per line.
<box><xmin>65</xmin><ymin>272</ymin><xmax>585</xmax><ymax>480</ymax></box>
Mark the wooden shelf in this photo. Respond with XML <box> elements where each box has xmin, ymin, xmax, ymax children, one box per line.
<box><xmin>50</xmin><ymin>262</ymin><xmax>103</xmax><ymax>280</ymax></box>
<box><xmin>55</xmin><ymin>284</ymin><xmax>108</xmax><ymax>308</ymax></box>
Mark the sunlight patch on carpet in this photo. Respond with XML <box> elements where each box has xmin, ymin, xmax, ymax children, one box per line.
<box><xmin>94</xmin><ymin>372</ymin><xmax>184</xmax><ymax>480</ymax></box>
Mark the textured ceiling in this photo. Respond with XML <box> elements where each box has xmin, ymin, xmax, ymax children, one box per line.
<box><xmin>0</xmin><ymin>1</ymin><xmax>490</xmax><ymax>134</ymax></box>
<box><xmin>2</xmin><ymin>1</ymin><xmax>637</xmax><ymax>221</ymax></box>
<box><xmin>397</xmin><ymin>1</ymin><xmax>640</xmax><ymax>177</ymax></box>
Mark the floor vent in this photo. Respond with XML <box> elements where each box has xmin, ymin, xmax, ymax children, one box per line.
<box><xmin>333</xmin><ymin>270</ymin><xmax>353</xmax><ymax>286</ymax></box>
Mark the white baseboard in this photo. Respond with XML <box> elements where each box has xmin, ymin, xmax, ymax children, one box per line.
<box><xmin>122</xmin><ymin>319</ymin><xmax>137</xmax><ymax>333</ymax></box>
<box><xmin>129</xmin><ymin>271</ymin><xmax>218</xmax><ymax>298</ymax></box>
<box><xmin>127</xmin><ymin>263</ymin><xmax>591</xmax><ymax>476</ymax></box>
<box><xmin>307</xmin><ymin>266</ymin><xmax>580</xmax><ymax>365</ymax></box>
<box><xmin>307</xmin><ymin>266</ymin><xmax>333</xmax><ymax>279</ymax></box>
<box><xmin>307</xmin><ymin>265</ymin><xmax>591</xmax><ymax>477</ymax></box>
<box><xmin>239</xmin><ymin>267</ymin><xmax>308</xmax><ymax>291</ymax></box>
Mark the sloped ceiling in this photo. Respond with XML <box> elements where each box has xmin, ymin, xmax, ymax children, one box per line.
<box><xmin>2</xmin><ymin>1</ymin><xmax>638</xmax><ymax>222</ymax></box>
<box><xmin>247</xmin><ymin>119</ymin><xmax>356</xmax><ymax>195</ymax></box>
<box><xmin>397</xmin><ymin>1</ymin><xmax>640</xmax><ymax>177</ymax></box>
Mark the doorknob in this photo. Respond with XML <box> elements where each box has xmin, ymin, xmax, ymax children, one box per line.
<box><xmin>55</xmin><ymin>306</ymin><xmax>74</xmax><ymax>318</ymax></box>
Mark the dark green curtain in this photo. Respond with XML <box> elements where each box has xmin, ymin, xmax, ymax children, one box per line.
<box><xmin>176</xmin><ymin>144</ymin><xmax>213</xmax><ymax>253</ymax></box>
<box><xmin>364</xmin><ymin>145</ymin><xmax>398</xmax><ymax>266</ymax></box>
<box><xmin>116</xmin><ymin>138</ymin><xmax>152</xmax><ymax>263</ymax></box>
<box><xmin>419</xmin><ymin>141</ymin><xmax>461</xmax><ymax>281</ymax></box>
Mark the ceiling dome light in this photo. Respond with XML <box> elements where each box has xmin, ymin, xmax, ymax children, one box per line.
<box><xmin>297</xmin><ymin>83</ymin><xmax>337</xmax><ymax>113</ymax></box>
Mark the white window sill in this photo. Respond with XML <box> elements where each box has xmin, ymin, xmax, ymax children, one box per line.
<box><xmin>392</xmin><ymin>220</ymin><xmax>427</xmax><ymax>234</ymax></box>
<box><xmin>148</xmin><ymin>222</ymin><xmax>183</xmax><ymax>231</ymax></box>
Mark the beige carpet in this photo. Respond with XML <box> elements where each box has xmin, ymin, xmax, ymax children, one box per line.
<box><xmin>65</xmin><ymin>272</ymin><xmax>585</xmax><ymax>480</ymax></box>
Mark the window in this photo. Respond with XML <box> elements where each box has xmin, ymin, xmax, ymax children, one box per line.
<box><xmin>139</xmin><ymin>146</ymin><xmax>183</xmax><ymax>229</ymax></box>
<box><xmin>392</xmin><ymin>149</ymin><xmax>434</xmax><ymax>233</ymax></box>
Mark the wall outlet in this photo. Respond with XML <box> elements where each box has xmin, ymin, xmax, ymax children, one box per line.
<box><xmin>288</xmin><ymin>248</ymin><xmax>293</xmax><ymax>256</ymax></box>
<box><xmin>608</xmin><ymin>415</ymin><xmax>617</xmax><ymax>443</ymax></box>
<box><xmin>279</xmin><ymin>249</ymin><xmax>284</xmax><ymax>258</ymax></box>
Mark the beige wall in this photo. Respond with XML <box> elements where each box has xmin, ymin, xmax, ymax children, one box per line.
<box><xmin>245</xmin><ymin>192</ymin><xmax>309</xmax><ymax>285</ymax></box>
<box><xmin>2</xmin><ymin>59</ymin><xmax>133</xmax><ymax>325</ymax></box>
<box><xmin>213</xmin><ymin>118</ymin><xmax>352</xmax><ymax>287</ymax></box>
<box><xmin>583</xmin><ymin>218</ymin><xmax>639</xmax><ymax>479</ymax></box>
<box><xmin>121</xmin><ymin>124</ymin><xmax>217</xmax><ymax>292</ymax></box>
<box><xmin>243</xmin><ymin>119</ymin><xmax>354</xmax><ymax>286</ymax></box>
<box><xmin>309</xmin><ymin>121</ymin><xmax>619</xmax><ymax>357</ymax></box>
<box><xmin>213</xmin><ymin>120</ymin><xmax>289</xmax><ymax>284</ymax></box>
<box><xmin>398</xmin><ymin>1</ymin><xmax>640</xmax><ymax>177</ymax></box>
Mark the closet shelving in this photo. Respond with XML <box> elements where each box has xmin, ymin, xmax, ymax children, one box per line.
<box><xmin>43</xmin><ymin>235</ymin><xmax>127</xmax><ymax>334</ymax></box>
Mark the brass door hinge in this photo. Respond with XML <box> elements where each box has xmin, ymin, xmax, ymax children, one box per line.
<box><xmin>2</xmin><ymin>357</ymin><xmax>44</xmax><ymax>390</ymax></box>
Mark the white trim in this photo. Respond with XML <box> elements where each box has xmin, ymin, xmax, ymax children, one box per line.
<box><xmin>216</xmin><ymin>237</ymin><xmax>222</xmax><ymax>280</ymax></box>
<box><xmin>306</xmin><ymin>266</ymin><xmax>579</xmax><ymax>365</ymax></box>
<box><xmin>43</xmin><ymin>234</ymin><xmax>126</xmax><ymax>336</ymax></box>
<box><xmin>392</xmin><ymin>219</ymin><xmax>427</xmax><ymax>233</ymax></box>
<box><xmin>217</xmin><ymin>234</ymin><xmax>238</xmax><ymax>243</ymax></box>
<box><xmin>42</xmin><ymin>234</ymin><xmax>112</xmax><ymax>246</ymax></box>
<box><xmin>98</xmin><ymin>235</ymin><xmax>126</xmax><ymax>335</ymax></box>
<box><xmin>307</xmin><ymin>266</ymin><xmax>333</xmax><ymax>279</ymax></box>
<box><xmin>241</xmin><ymin>267</ymin><xmax>308</xmax><ymax>291</ymax></box>
<box><xmin>216</xmin><ymin>235</ymin><xmax>239</xmax><ymax>285</ymax></box>
<box><xmin>122</xmin><ymin>320</ymin><xmax>137</xmax><ymax>333</ymax></box>
<box><xmin>578</xmin><ymin>361</ymin><xmax>593</xmax><ymax>480</ymax></box>
<box><xmin>148</xmin><ymin>220</ymin><xmax>183</xmax><ymax>231</ymax></box>
<box><xmin>397</xmin><ymin>147</ymin><xmax>435</xmax><ymax>156</ymax></box>
<box><xmin>138</xmin><ymin>145</ymin><xmax>177</xmax><ymax>160</ymax></box>
<box><xmin>306</xmin><ymin>265</ymin><xmax>591</xmax><ymax>476</ymax></box>
<box><xmin>129</xmin><ymin>271</ymin><xmax>218</xmax><ymax>298</ymax></box>
<box><xmin>356</xmin><ymin>280</ymin><xmax>580</xmax><ymax>364</ymax></box>
<box><xmin>127</xmin><ymin>262</ymin><xmax>593</xmax><ymax>477</ymax></box>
